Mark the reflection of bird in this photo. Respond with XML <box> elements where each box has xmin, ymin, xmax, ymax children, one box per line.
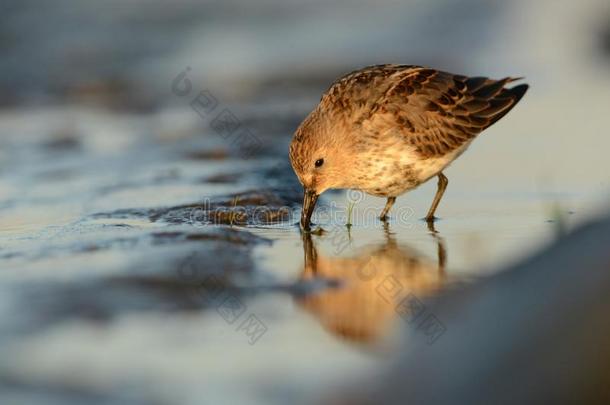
<box><xmin>289</xmin><ymin>65</ymin><xmax>528</xmax><ymax>230</ymax></box>
<box><xmin>297</xmin><ymin>226</ymin><xmax>446</xmax><ymax>345</ymax></box>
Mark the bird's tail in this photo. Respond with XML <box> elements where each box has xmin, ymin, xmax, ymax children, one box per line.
<box><xmin>485</xmin><ymin>78</ymin><xmax>529</xmax><ymax>127</ymax></box>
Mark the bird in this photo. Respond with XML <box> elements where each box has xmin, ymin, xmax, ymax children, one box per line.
<box><xmin>289</xmin><ymin>64</ymin><xmax>528</xmax><ymax>230</ymax></box>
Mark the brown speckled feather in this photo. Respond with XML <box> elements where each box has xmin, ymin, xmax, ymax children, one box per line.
<box><xmin>321</xmin><ymin>64</ymin><xmax>528</xmax><ymax>159</ymax></box>
<box><xmin>290</xmin><ymin>64</ymin><xmax>528</xmax><ymax>228</ymax></box>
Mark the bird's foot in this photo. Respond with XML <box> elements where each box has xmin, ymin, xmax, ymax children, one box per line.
<box><xmin>423</xmin><ymin>216</ymin><xmax>439</xmax><ymax>233</ymax></box>
<box><xmin>424</xmin><ymin>215</ymin><xmax>439</xmax><ymax>223</ymax></box>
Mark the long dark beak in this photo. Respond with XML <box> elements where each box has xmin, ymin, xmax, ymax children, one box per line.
<box><xmin>300</xmin><ymin>189</ymin><xmax>319</xmax><ymax>231</ymax></box>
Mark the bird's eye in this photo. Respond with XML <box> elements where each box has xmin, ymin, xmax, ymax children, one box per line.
<box><xmin>314</xmin><ymin>158</ymin><xmax>324</xmax><ymax>168</ymax></box>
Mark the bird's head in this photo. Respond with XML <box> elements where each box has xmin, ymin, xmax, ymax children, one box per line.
<box><xmin>289</xmin><ymin>109</ymin><xmax>351</xmax><ymax>230</ymax></box>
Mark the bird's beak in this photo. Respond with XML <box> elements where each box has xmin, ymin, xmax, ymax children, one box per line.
<box><xmin>300</xmin><ymin>188</ymin><xmax>319</xmax><ymax>231</ymax></box>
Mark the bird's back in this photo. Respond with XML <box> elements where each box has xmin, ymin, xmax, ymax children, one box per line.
<box><xmin>320</xmin><ymin>64</ymin><xmax>529</xmax><ymax>159</ymax></box>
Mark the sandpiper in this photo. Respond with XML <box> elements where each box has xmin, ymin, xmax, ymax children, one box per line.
<box><xmin>289</xmin><ymin>64</ymin><xmax>528</xmax><ymax>230</ymax></box>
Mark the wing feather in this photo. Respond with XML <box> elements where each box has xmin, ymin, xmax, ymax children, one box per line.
<box><xmin>363</xmin><ymin>67</ymin><xmax>528</xmax><ymax>158</ymax></box>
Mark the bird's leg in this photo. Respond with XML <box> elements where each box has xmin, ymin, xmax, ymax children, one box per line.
<box><xmin>425</xmin><ymin>172</ymin><xmax>448</xmax><ymax>222</ymax></box>
<box><xmin>379</xmin><ymin>197</ymin><xmax>396</xmax><ymax>221</ymax></box>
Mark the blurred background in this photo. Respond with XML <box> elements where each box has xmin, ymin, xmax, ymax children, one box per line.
<box><xmin>3</xmin><ymin>0</ymin><xmax>610</xmax><ymax>103</ymax></box>
<box><xmin>0</xmin><ymin>0</ymin><xmax>609</xmax><ymax>404</ymax></box>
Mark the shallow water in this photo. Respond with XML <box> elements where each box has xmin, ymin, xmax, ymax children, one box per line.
<box><xmin>0</xmin><ymin>99</ymin><xmax>604</xmax><ymax>404</ymax></box>
<box><xmin>2</xmin><ymin>0</ymin><xmax>610</xmax><ymax>404</ymax></box>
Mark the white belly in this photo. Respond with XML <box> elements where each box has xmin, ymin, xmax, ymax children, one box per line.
<box><xmin>361</xmin><ymin>142</ymin><xmax>470</xmax><ymax>197</ymax></box>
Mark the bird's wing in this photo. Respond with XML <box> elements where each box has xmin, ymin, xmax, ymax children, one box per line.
<box><xmin>364</xmin><ymin>67</ymin><xmax>528</xmax><ymax>158</ymax></box>
<box><xmin>321</xmin><ymin>64</ymin><xmax>419</xmax><ymax>121</ymax></box>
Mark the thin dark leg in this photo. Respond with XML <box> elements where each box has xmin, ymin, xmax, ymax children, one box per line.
<box><xmin>425</xmin><ymin>173</ymin><xmax>448</xmax><ymax>222</ymax></box>
<box><xmin>379</xmin><ymin>197</ymin><xmax>396</xmax><ymax>221</ymax></box>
